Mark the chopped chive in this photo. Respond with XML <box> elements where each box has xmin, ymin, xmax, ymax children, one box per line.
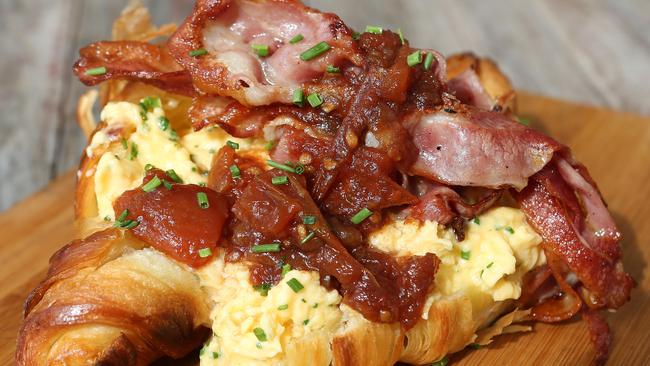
<box><xmin>289</xmin><ymin>34</ymin><xmax>304</xmax><ymax>44</ymax></box>
<box><xmin>129</xmin><ymin>142</ymin><xmax>138</xmax><ymax>160</ymax></box>
<box><xmin>267</xmin><ymin>160</ymin><xmax>297</xmax><ymax>173</ymax></box>
<box><xmin>165</xmin><ymin>169</ymin><xmax>183</xmax><ymax>183</ymax></box>
<box><xmin>169</xmin><ymin>130</ymin><xmax>179</xmax><ymax>141</ymax></box>
<box><xmin>294</xmin><ymin>164</ymin><xmax>305</xmax><ymax>174</ymax></box>
<box><xmin>407</xmin><ymin>50</ymin><xmax>422</xmax><ymax>67</ymax></box>
<box><xmin>302</xmin><ymin>215</ymin><xmax>316</xmax><ymax>225</ymax></box>
<box><xmin>251</xmin><ymin>243</ymin><xmax>281</xmax><ymax>253</ymax></box>
<box><xmin>281</xmin><ymin>263</ymin><xmax>291</xmax><ymax>277</ymax></box>
<box><xmin>229</xmin><ymin>164</ymin><xmax>241</xmax><ymax>178</ymax></box>
<box><xmin>326</xmin><ymin>64</ymin><xmax>340</xmax><ymax>73</ymax></box>
<box><xmin>142</xmin><ymin>176</ymin><xmax>162</xmax><ymax>192</ymax></box>
<box><xmin>158</xmin><ymin>116</ymin><xmax>170</xmax><ymax>131</ymax></box>
<box><xmin>301</xmin><ymin>298</ymin><xmax>307</xmax><ymax>303</ymax></box>
<box><xmin>265</xmin><ymin>140</ymin><xmax>274</xmax><ymax>151</ymax></box>
<box><xmin>103</xmin><ymin>215</ymin><xmax>111</xmax><ymax>221</ymax></box>
<box><xmin>254</xmin><ymin>283</ymin><xmax>271</xmax><ymax>296</ymax></box>
<box><xmin>272</xmin><ymin>175</ymin><xmax>289</xmax><ymax>185</ymax></box>
<box><xmin>444</xmin><ymin>108</ymin><xmax>456</xmax><ymax>114</ymax></box>
<box><xmin>504</xmin><ymin>226</ymin><xmax>515</xmax><ymax>234</ymax></box>
<box><xmin>162</xmin><ymin>180</ymin><xmax>173</xmax><ymax>190</ymax></box>
<box><xmin>198</xmin><ymin>182</ymin><xmax>207</xmax><ymax>187</ymax></box>
<box><xmin>189</xmin><ymin>48</ymin><xmax>208</xmax><ymax>57</ymax></box>
<box><xmin>301</xmin><ymin>231</ymin><xmax>315</xmax><ymax>244</ymax></box>
<box><xmin>461</xmin><ymin>250</ymin><xmax>471</xmax><ymax>260</ymax></box>
<box><xmin>293</xmin><ymin>89</ymin><xmax>304</xmax><ymax>107</ymax></box>
<box><xmin>277</xmin><ymin>304</ymin><xmax>289</xmax><ymax>310</ymax></box>
<box><xmin>197</xmin><ymin>192</ymin><xmax>209</xmax><ymax>209</ymax></box>
<box><xmin>141</xmin><ymin>96</ymin><xmax>161</xmax><ymax>111</ymax></box>
<box><xmin>397</xmin><ymin>28</ymin><xmax>405</xmax><ymax>44</ymax></box>
<box><xmin>116</xmin><ymin>209</ymin><xmax>129</xmax><ymax>222</ymax></box>
<box><xmin>303</xmin><ymin>319</ymin><xmax>310</xmax><ymax>325</ymax></box>
<box><xmin>352</xmin><ymin>31</ymin><xmax>361</xmax><ymax>40</ymax></box>
<box><xmin>122</xmin><ymin>220</ymin><xmax>140</xmax><ymax>229</ymax></box>
<box><xmin>253</xmin><ymin>327</ymin><xmax>267</xmax><ymax>342</ymax></box>
<box><xmin>472</xmin><ymin>217</ymin><xmax>481</xmax><ymax>225</ymax></box>
<box><xmin>212</xmin><ymin>352</ymin><xmax>220</xmax><ymax>359</ymax></box>
<box><xmin>85</xmin><ymin>66</ymin><xmax>107</xmax><ymax>76</ymax></box>
<box><xmin>431</xmin><ymin>356</ymin><xmax>449</xmax><ymax>366</ymax></box>
<box><xmin>312</xmin><ymin>303</ymin><xmax>319</xmax><ymax>308</ymax></box>
<box><xmin>350</xmin><ymin>207</ymin><xmax>373</xmax><ymax>224</ymax></box>
<box><xmin>424</xmin><ymin>52</ymin><xmax>435</xmax><ymax>71</ymax></box>
<box><xmin>307</xmin><ymin>93</ymin><xmax>323</xmax><ymax>108</ymax></box>
<box><xmin>226</xmin><ymin>140</ymin><xmax>239</xmax><ymax>149</ymax></box>
<box><xmin>517</xmin><ymin>117</ymin><xmax>530</xmax><ymax>126</ymax></box>
<box><xmin>487</xmin><ymin>261</ymin><xmax>494</xmax><ymax>268</ymax></box>
<box><xmin>251</xmin><ymin>44</ymin><xmax>269</xmax><ymax>57</ymax></box>
<box><xmin>300</xmin><ymin>41</ymin><xmax>331</xmax><ymax>61</ymax></box>
<box><xmin>365</xmin><ymin>25</ymin><xmax>383</xmax><ymax>34</ymax></box>
<box><xmin>469</xmin><ymin>343</ymin><xmax>482</xmax><ymax>350</ymax></box>
<box><xmin>120</xmin><ymin>137</ymin><xmax>128</xmax><ymax>150</ymax></box>
<box><xmin>286</xmin><ymin>278</ymin><xmax>304</xmax><ymax>293</ymax></box>
<box><xmin>198</xmin><ymin>247</ymin><xmax>212</xmax><ymax>258</ymax></box>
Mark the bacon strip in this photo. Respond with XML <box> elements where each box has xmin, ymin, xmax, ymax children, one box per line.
<box><xmin>167</xmin><ymin>0</ymin><xmax>362</xmax><ymax>106</ymax></box>
<box><xmin>73</xmin><ymin>41</ymin><xmax>195</xmax><ymax>96</ymax></box>
<box><xmin>405</xmin><ymin>105</ymin><xmax>563</xmax><ymax>190</ymax></box>
<box><xmin>514</xmin><ymin>161</ymin><xmax>634</xmax><ymax>310</ymax></box>
<box><xmin>447</xmin><ymin>68</ymin><xmax>494</xmax><ymax>110</ymax></box>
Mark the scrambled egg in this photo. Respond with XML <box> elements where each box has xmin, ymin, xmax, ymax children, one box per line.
<box><xmin>86</xmin><ymin>97</ymin><xmax>547</xmax><ymax>365</ymax></box>
<box><xmin>198</xmin><ymin>257</ymin><xmax>342</xmax><ymax>366</ymax></box>
<box><xmin>369</xmin><ymin>207</ymin><xmax>545</xmax><ymax>313</ymax></box>
<box><xmin>86</xmin><ymin>98</ymin><xmax>259</xmax><ymax>219</ymax></box>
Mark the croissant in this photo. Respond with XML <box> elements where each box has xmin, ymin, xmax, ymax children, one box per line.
<box><xmin>17</xmin><ymin>2</ymin><xmax>633</xmax><ymax>365</ymax></box>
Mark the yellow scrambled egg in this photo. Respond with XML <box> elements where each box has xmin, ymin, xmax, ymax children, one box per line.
<box><xmin>87</xmin><ymin>97</ymin><xmax>546</xmax><ymax>365</ymax></box>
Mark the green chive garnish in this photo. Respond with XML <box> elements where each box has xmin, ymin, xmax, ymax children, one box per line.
<box><xmin>197</xmin><ymin>192</ymin><xmax>209</xmax><ymax>209</ymax></box>
<box><xmin>350</xmin><ymin>207</ymin><xmax>373</xmax><ymax>224</ymax></box>
<box><xmin>267</xmin><ymin>160</ymin><xmax>297</xmax><ymax>173</ymax></box>
<box><xmin>129</xmin><ymin>142</ymin><xmax>138</xmax><ymax>160</ymax></box>
<box><xmin>487</xmin><ymin>261</ymin><xmax>494</xmax><ymax>268</ymax></box>
<box><xmin>326</xmin><ymin>64</ymin><xmax>340</xmax><ymax>73</ymax></box>
<box><xmin>142</xmin><ymin>176</ymin><xmax>162</xmax><ymax>192</ymax></box>
<box><xmin>301</xmin><ymin>231</ymin><xmax>315</xmax><ymax>244</ymax></box>
<box><xmin>277</xmin><ymin>304</ymin><xmax>289</xmax><ymax>310</ymax></box>
<box><xmin>281</xmin><ymin>263</ymin><xmax>291</xmax><ymax>277</ymax></box>
<box><xmin>227</xmin><ymin>140</ymin><xmax>239</xmax><ymax>149</ymax></box>
<box><xmin>407</xmin><ymin>50</ymin><xmax>422</xmax><ymax>67</ymax></box>
<box><xmin>307</xmin><ymin>93</ymin><xmax>323</xmax><ymax>108</ymax></box>
<box><xmin>254</xmin><ymin>283</ymin><xmax>271</xmax><ymax>296</ymax></box>
<box><xmin>352</xmin><ymin>31</ymin><xmax>361</xmax><ymax>40</ymax></box>
<box><xmin>469</xmin><ymin>343</ymin><xmax>482</xmax><ymax>350</ymax></box>
<box><xmin>229</xmin><ymin>164</ymin><xmax>241</xmax><ymax>178</ymax></box>
<box><xmin>213</xmin><ymin>352</ymin><xmax>220</xmax><ymax>359</ymax></box>
<box><xmin>120</xmin><ymin>138</ymin><xmax>128</xmax><ymax>150</ymax></box>
<box><xmin>122</xmin><ymin>220</ymin><xmax>140</xmax><ymax>229</ymax></box>
<box><xmin>141</xmin><ymin>96</ymin><xmax>161</xmax><ymax>111</ymax></box>
<box><xmin>424</xmin><ymin>52</ymin><xmax>435</xmax><ymax>71</ymax></box>
<box><xmin>272</xmin><ymin>175</ymin><xmax>289</xmax><ymax>185</ymax></box>
<box><xmin>472</xmin><ymin>217</ymin><xmax>481</xmax><ymax>225</ymax></box>
<box><xmin>158</xmin><ymin>116</ymin><xmax>170</xmax><ymax>131</ymax></box>
<box><xmin>504</xmin><ymin>226</ymin><xmax>515</xmax><ymax>234</ymax></box>
<box><xmin>303</xmin><ymin>319</ymin><xmax>310</xmax><ymax>325</ymax></box>
<box><xmin>251</xmin><ymin>44</ymin><xmax>269</xmax><ymax>57</ymax></box>
<box><xmin>431</xmin><ymin>356</ymin><xmax>449</xmax><ymax>366</ymax></box>
<box><xmin>461</xmin><ymin>250</ymin><xmax>471</xmax><ymax>260</ymax></box>
<box><xmin>300</xmin><ymin>41</ymin><xmax>331</xmax><ymax>61</ymax></box>
<box><xmin>198</xmin><ymin>247</ymin><xmax>212</xmax><ymax>258</ymax></box>
<box><xmin>162</xmin><ymin>180</ymin><xmax>173</xmax><ymax>190</ymax></box>
<box><xmin>397</xmin><ymin>28</ymin><xmax>405</xmax><ymax>44</ymax></box>
<box><xmin>365</xmin><ymin>25</ymin><xmax>383</xmax><ymax>34</ymax></box>
<box><xmin>189</xmin><ymin>48</ymin><xmax>208</xmax><ymax>57</ymax></box>
<box><xmin>165</xmin><ymin>169</ymin><xmax>182</xmax><ymax>183</ymax></box>
<box><xmin>85</xmin><ymin>66</ymin><xmax>107</xmax><ymax>76</ymax></box>
<box><xmin>293</xmin><ymin>89</ymin><xmax>304</xmax><ymax>107</ymax></box>
<box><xmin>253</xmin><ymin>327</ymin><xmax>267</xmax><ymax>342</ymax></box>
<box><xmin>302</xmin><ymin>215</ymin><xmax>316</xmax><ymax>225</ymax></box>
<box><xmin>286</xmin><ymin>278</ymin><xmax>304</xmax><ymax>293</ymax></box>
<box><xmin>517</xmin><ymin>117</ymin><xmax>530</xmax><ymax>126</ymax></box>
<box><xmin>294</xmin><ymin>164</ymin><xmax>305</xmax><ymax>174</ymax></box>
<box><xmin>289</xmin><ymin>34</ymin><xmax>304</xmax><ymax>44</ymax></box>
<box><xmin>251</xmin><ymin>243</ymin><xmax>281</xmax><ymax>253</ymax></box>
<box><xmin>144</xmin><ymin>164</ymin><xmax>154</xmax><ymax>171</ymax></box>
<box><xmin>116</xmin><ymin>209</ymin><xmax>129</xmax><ymax>222</ymax></box>
<box><xmin>265</xmin><ymin>140</ymin><xmax>274</xmax><ymax>151</ymax></box>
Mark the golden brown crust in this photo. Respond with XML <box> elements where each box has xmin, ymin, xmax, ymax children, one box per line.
<box><xmin>16</xmin><ymin>229</ymin><xmax>210</xmax><ymax>366</ymax></box>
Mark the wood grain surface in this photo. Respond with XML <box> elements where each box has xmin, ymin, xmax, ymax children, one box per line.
<box><xmin>1</xmin><ymin>0</ymin><xmax>649</xmax><ymax>211</ymax></box>
<box><xmin>0</xmin><ymin>92</ymin><xmax>648</xmax><ymax>365</ymax></box>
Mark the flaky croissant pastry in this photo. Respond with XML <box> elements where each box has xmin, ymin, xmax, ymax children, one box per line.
<box><xmin>17</xmin><ymin>1</ymin><xmax>633</xmax><ymax>366</ymax></box>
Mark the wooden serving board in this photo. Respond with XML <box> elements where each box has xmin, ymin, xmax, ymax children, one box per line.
<box><xmin>1</xmin><ymin>92</ymin><xmax>649</xmax><ymax>365</ymax></box>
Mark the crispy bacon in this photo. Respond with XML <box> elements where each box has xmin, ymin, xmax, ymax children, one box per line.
<box><xmin>514</xmin><ymin>161</ymin><xmax>634</xmax><ymax>310</ymax></box>
<box><xmin>73</xmin><ymin>41</ymin><xmax>195</xmax><ymax>96</ymax></box>
<box><xmin>404</xmin><ymin>104</ymin><xmax>563</xmax><ymax>190</ymax></box>
<box><xmin>167</xmin><ymin>0</ymin><xmax>362</xmax><ymax>106</ymax></box>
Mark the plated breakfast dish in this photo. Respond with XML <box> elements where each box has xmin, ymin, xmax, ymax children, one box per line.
<box><xmin>16</xmin><ymin>1</ymin><xmax>634</xmax><ymax>365</ymax></box>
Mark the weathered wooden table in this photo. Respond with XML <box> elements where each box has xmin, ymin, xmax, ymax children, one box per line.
<box><xmin>0</xmin><ymin>0</ymin><xmax>648</xmax><ymax>210</ymax></box>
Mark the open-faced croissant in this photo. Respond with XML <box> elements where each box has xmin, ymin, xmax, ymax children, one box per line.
<box><xmin>17</xmin><ymin>2</ymin><xmax>633</xmax><ymax>366</ymax></box>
